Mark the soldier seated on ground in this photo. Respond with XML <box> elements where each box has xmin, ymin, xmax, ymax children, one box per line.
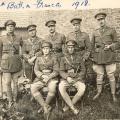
<box><xmin>30</xmin><ymin>42</ymin><xmax>59</xmax><ymax>114</ymax></box>
<box><xmin>59</xmin><ymin>40</ymin><xmax>86</xmax><ymax>115</ymax></box>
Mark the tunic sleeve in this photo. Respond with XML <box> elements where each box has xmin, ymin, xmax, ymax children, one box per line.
<box><xmin>76</xmin><ymin>59</ymin><xmax>86</xmax><ymax>81</ymax></box>
<box><xmin>34</xmin><ymin>58</ymin><xmax>43</xmax><ymax>78</ymax></box>
<box><xmin>62</xmin><ymin>34</ymin><xmax>66</xmax><ymax>48</ymax></box>
<box><xmin>110</xmin><ymin>28</ymin><xmax>120</xmax><ymax>51</ymax></box>
<box><xmin>83</xmin><ymin>34</ymin><xmax>91</xmax><ymax>60</ymax></box>
<box><xmin>60</xmin><ymin>57</ymin><xmax>69</xmax><ymax>79</ymax></box>
<box><xmin>48</xmin><ymin>57</ymin><xmax>59</xmax><ymax>79</ymax></box>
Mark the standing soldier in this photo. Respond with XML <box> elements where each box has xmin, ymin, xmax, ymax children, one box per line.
<box><xmin>0</xmin><ymin>20</ymin><xmax>23</xmax><ymax>107</ymax></box>
<box><xmin>59</xmin><ymin>40</ymin><xmax>86</xmax><ymax>115</ymax></box>
<box><xmin>45</xmin><ymin>20</ymin><xmax>66</xmax><ymax>62</ymax></box>
<box><xmin>67</xmin><ymin>18</ymin><xmax>91</xmax><ymax>62</ymax></box>
<box><xmin>22</xmin><ymin>24</ymin><xmax>43</xmax><ymax>81</ymax></box>
<box><xmin>91</xmin><ymin>12</ymin><xmax>119</xmax><ymax>102</ymax></box>
<box><xmin>31</xmin><ymin>42</ymin><xmax>59</xmax><ymax>114</ymax></box>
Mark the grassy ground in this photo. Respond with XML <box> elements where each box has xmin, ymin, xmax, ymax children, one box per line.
<box><xmin>14</xmin><ymin>85</ymin><xmax>120</xmax><ymax>119</ymax></box>
<box><xmin>1</xmin><ymin>78</ymin><xmax>120</xmax><ymax>120</ymax></box>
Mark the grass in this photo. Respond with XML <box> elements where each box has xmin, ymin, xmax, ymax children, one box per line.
<box><xmin>1</xmin><ymin>77</ymin><xmax>120</xmax><ymax>120</ymax></box>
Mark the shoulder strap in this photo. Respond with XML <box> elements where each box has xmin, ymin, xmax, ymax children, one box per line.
<box><xmin>40</xmin><ymin>57</ymin><xmax>45</xmax><ymax>64</ymax></box>
<box><xmin>64</xmin><ymin>56</ymin><xmax>73</xmax><ymax>67</ymax></box>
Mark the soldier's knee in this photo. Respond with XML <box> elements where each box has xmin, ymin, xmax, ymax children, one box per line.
<box><xmin>48</xmin><ymin>81</ymin><xmax>57</xmax><ymax>93</ymax></box>
<box><xmin>107</xmin><ymin>73</ymin><xmax>115</xmax><ymax>81</ymax></box>
<box><xmin>48</xmin><ymin>87</ymin><xmax>56</xmax><ymax>95</ymax></box>
<box><xmin>77</xmin><ymin>82</ymin><xmax>86</xmax><ymax>94</ymax></box>
<box><xmin>31</xmin><ymin>84</ymin><xmax>39</xmax><ymax>95</ymax></box>
<box><xmin>97</xmin><ymin>74</ymin><xmax>104</xmax><ymax>80</ymax></box>
<box><xmin>59</xmin><ymin>82</ymin><xmax>66</xmax><ymax>92</ymax></box>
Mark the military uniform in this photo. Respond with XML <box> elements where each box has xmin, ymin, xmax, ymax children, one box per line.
<box><xmin>31</xmin><ymin>42</ymin><xmax>59</xmax><ymax>114</ymax></box>
<box><xmin>0</xmin><ymin>34</ymin><xmax>23</xmax><ymax>73</ymax></box>
<box><xmin>22</xmin><ymin>24</ymin><xmax>43</xmax><ymax>80</ymax></box>
<box><xmin>59</xmin><ymin>40</ymin><xmax>86</xmax><ymax>115</ymax></box>
<box><xmin>45</xmin><ymin>20</ymin><xmax>66</xmax><ymax>61</ymax></box>
<box><xmin>67</xmin><ymin>18</ymin><xmax>92</xmax><ymax>84</ymax></box>
<box><xmin>91</xmin><ymin>12</ymin><xmax>119</xmax><ymax>101</ymax></box>
<box><xmin>67</xmin><ymin>18</ymin><xmax>91</xmax><ymax>61</ymax></box>
<box><xmin>0</xmin><ymin>20</ymin><xmax>23</xmax><ymax>105</ymax></box>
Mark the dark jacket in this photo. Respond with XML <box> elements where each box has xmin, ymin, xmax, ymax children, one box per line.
<box><xmin>67</xmin><ymin>31</ymin><xmax>91</xmax><ymax>60</ymax></box>
<box><xmin>44</xmin><ymin>32</ymin><xmax>66</xmax><ymax>58</ymax></box>
<box><xmin>60</xmin><ymin>52</ymin><xmax>86</xmax><ymax>82</ymax></box>
<box><xmin>91</xmin><ymin>26</ymin><xmax>119</xmax><ymax>64</ymax></box>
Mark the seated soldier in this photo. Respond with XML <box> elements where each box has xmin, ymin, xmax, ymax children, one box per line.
<box><xmin>59</xmin><ymin>40</ymin><xmax>86</xmax><ymax>115</ymax></box>
<box><xmin>31</xmin><ymin>42</ymin><xmax>59</xmax><ymax>114</ymax></box>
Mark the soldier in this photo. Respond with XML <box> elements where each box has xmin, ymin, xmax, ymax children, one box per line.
<box><xmin>91</xmin><ymin>12</ymin><xmax>119</xmax><ymax>102</ymax></box>
<box><xmin>0</xmin><ymin>20</ymin><xmax>23</xmax><ymax>107</ymax></box>
<box><xmin>44</xmin><ymin>20</ymin><xmax>66</xmax><ymax>62</ymax></box>
<box><xmin>31</xmin><ymin>42</ymin><xmax>59</xmax><ymax>114</ymax></box>
<box><xmin>22</xmin><ymin>24</ymin><xmax>43</xmax><ymax>81</ymax></box>
<box><xmin>59</xmin><ymin>40</ymin><xmax>86</xmax><ymax>115</ymax></box>
<box><xmin>67</xmin><ymin>18</ymin><xmax>91</xmax><ymax>62</ymax></box>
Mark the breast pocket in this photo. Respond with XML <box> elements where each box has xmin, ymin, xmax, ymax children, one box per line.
<box><xmin>1</xmin><ymin>54</ymin><xmax>9</xmax><ymax>70</ymax></box>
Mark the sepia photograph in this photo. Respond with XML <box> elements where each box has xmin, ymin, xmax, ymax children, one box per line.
<box><xmin>0</xmin><ymin>4</ymin><xmax>120</xmax><ymax>120</ymax></box>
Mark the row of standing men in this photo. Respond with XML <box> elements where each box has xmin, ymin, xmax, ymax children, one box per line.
<box><xmin>0</xmin><ymin>12</ymin><xmax>119</xmax><ymax>115</ymax></box>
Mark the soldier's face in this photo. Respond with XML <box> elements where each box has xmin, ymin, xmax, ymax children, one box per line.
<box><xmin>73</xmin><ymin>24</ymin><xmax>80</xmax><ymax>32</ymax></box>
<box><xmin>6</xmin><ymin>25</ymin><xmax>15</xmax><ymax>33</ymax></box>
<box><xmin>97</xmin><ymin>18</ymin><xmax>106</xmax><ymax>27</ymax></box>
<box><xmin>28</xmin><ymin>29</ymin><xmax>36</xmax><ymax>37</ymax></box>
<box><xmin>42</xmin><ymin>47</ymin><xmax>51</xmax><ymax>55</ymax></box>
<box><xmin>67</xmin><ymin>46</ymin><xmax>75</xmax><ymax>54</ymax></box>
<box><xmin>48</xmin><ymin>26</ymin><xmax>55</xmax><ymax>33</ymax></box>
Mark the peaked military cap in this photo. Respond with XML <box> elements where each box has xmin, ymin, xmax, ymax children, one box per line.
<box><xmin>45</xmin><ymin>20</ymin><xmax>56</xmax><ymax>27</ymax></box>
<box><xmin>42</xmin><ymin>41</ymin><xmax>52</xmax><ymax>48</ymax></box>
<box><xmin>27</xmin><ymin>24</ymin><xmax>37</xmax><ymax>31</ymax></box>
<box><xmin>4</xmin><ymin>20</ymin><xmax>16</xmax><ymax>27</ymax></box>
<box><xmin>95</xmin><ymin>12</ymin><xmax>107</xmax><ymax>20</ymax></box>
<box><xmin>66</xmin><ymin>40</ymin><xmax>77</xmax><ymax>46</ymax></box>
<box><xmin>70</xmin><ymin>18</ymin><xmax>82</xmax><ymax>25</ymax></box>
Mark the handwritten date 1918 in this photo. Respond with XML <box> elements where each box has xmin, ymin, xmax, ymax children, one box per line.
<box><xmin>72</xmin><ymin>0</ymin><xmax>89</xmax><ymax>9</ymax></box>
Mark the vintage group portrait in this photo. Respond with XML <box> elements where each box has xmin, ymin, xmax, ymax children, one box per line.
<box><xmin>0</xmin><ymin>3</ymin><xmax>120</xmax><ymax>120</ymax></box>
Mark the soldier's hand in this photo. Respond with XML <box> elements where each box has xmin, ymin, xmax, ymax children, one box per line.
<box><xmin>42</xmin><ymin>75</ymin><xmax>49</xmax><ymax>79</ymax></box>
<box><xmin>104</xmin><ymin>45</ymin><xmax>111</xmax><ymax>50</ymax></box>
<box><xmin>43</xmin><ymin>78</ymin><xmax>49</xmax><ymax>84</ymax></box>
<box><xmin>67</xmin><ymin>77</ymin><xmax>74</xmax><ymax>84</ymax></box>
<box><xmin>28</xmin><ymin>56</ymin><xmax>36</xmax><ymax>65</ymax></box>
<box><xmin>42</xmin><ymin>75</ymin><xmax>49</xmax><ymax>83</ymax></box>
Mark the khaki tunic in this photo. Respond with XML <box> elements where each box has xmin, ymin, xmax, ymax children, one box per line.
<box><xmin>67</xmin><ymin>31</ymin><xmax>91</xmax><ymax>60</ymax></box>
<box><xmin>0</xmin><ymin>34</ymin><xmax>23</xmax><ymax>73</ymax></box>
<box><xmin>22</xmin><ymin>36</ymin><xmax>43</xmax><ymax>79</ymax></box>
<box><xmin>60</xmin><ymin>52</ymin><xmax>86</xmax><ymax>82</ymax></box>
<box><xmin>34</xmin><ymin>54</ymin><xmax>59</xmax><ymax>82</ymax></box>
<box><xmin>91</xmin><ymin>26</ymin><xmax>119</xmax><ymax>64</ymax></box>
<box><xmin>44</xmin><ymin>32</ymin><xmax>66</xmax><ymax>58</ymax></box>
